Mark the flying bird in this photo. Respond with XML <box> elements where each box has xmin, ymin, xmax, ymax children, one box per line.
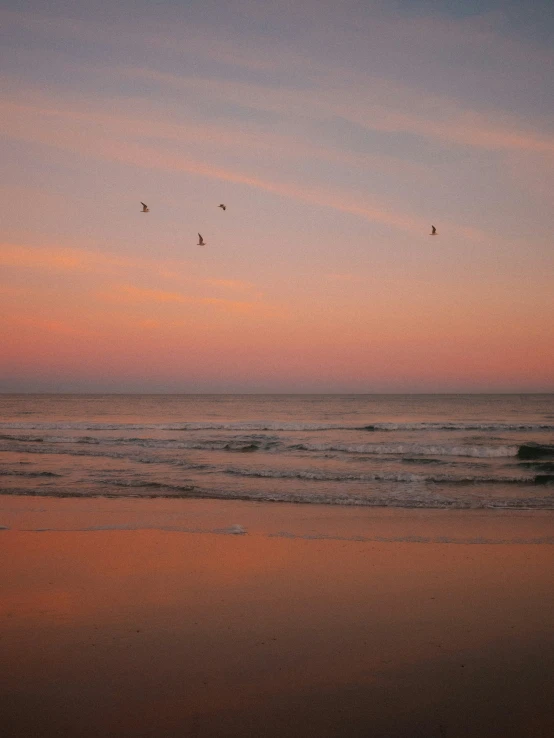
<box><xmin>141</xmin><ymin>202</ymin><xmax>149</xmax><ymax>213</ymax></box>
<box><xmin>218</xmin><ymin>204</ymin><xmax>226</xmax><ymax>211</ymax></box>
<box><xmin>197</xmin><ymin>233</ymin><xmax>206</xmax><ymax>246</ymax></box>
<box><xmin>430</xmin><ymin>225</ymin><xmax>437</xmax><ymax>235</ymax></box>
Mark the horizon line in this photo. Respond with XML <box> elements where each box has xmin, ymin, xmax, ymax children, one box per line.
<box><xmin>1</xmin><ymin>391</ymin><xmax>553</xmax><ymax>397</ymax></box>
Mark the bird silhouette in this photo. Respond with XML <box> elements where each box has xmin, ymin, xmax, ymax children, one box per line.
<box><xmin>141</xmin><ymin>202</ymin><xmax>149</xmax><ymax>213</ymax></box>
<box><xmin>431</xmin><ymin>225</ymin><xmax>437</xmax><ymax>235</ymax></box>
<box><xmin>198</xmin><ymin>233</ymin><xmax>206</xmax><ymax>246</ymax></box>
<box><xmin>218</xmin><ymin>204</ymin><xmax>226</xmax><ymax>211</ymax></box>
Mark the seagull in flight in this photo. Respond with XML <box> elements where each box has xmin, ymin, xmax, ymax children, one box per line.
<box><xmin>218</xmin><ymin>204</ymin><xmax>226</xmax><ymax>211</ymax></box>
<box><xmin>141</xmin><ymin>202</ymin><xmax>149</xmax><ymax>213</ymax></box>
<box><xmin>197</xmin><ymin>233</ymin><xmax>206</xmax><ymax>246</ymax></box>
<box><xmin>430</xmin><ymin>225</ymin><xmax>437</xmax><ymax>235</ymax></box>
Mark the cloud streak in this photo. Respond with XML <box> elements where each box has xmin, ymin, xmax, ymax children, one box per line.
<box><xmin>1</xmin><ymin>97</ymin><xmax>472</xmax><ymax>237</ymax></box>
<box><xmin>98</xmin><ymin>285</ymin><xmax>282</xmax><ymax>317</ymax></box>
<box><xmin>125</xmin><ymin>67</ymin><xmax>554</xmax><ymax>158</ymax></box>
<box><xmin>0</xmin><ymin>243</ymin><xmax>138</xmax><ymax>273</ymax></box>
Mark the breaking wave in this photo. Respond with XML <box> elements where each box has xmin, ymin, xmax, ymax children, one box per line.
<box><xmin>0</xmin><ymin>434</ymin><xmax>523</xmax><ymax>458</ymax></box>
<box><xmin>221</xmin><ymin>467</ymin><xmax>545</xmax><ymax>485</ymax></box>
<box><xmin>293</xmin><ymin>442</ymin><xmax>518</xmax><ymax>458</ymax></box>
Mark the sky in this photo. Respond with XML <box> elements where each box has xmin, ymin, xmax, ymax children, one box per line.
<box><xmin>1</xmin><ymin>0</ymin><xmax>553</xmax><ymax>393</ymax></box>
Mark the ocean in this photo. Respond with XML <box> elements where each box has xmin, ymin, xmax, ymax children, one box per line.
<box><xmin>1</xmin><ymin>394</ymin><xmax>553</xmax><ymax>509</ymax></box>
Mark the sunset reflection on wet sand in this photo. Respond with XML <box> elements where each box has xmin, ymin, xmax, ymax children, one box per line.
<box><xmin>1</xmin><ymin>498</ymin><xmax>553</xmax><ymax>737</ymax></box>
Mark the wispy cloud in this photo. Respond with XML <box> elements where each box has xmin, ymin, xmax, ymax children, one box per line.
<box><xmin>0</xmin><ymin>90</ymin><xmax>427</xmax><ymax>178</ymax></box>
<box><xmin>125</xmin><ymin>67</ymin><xmax>554</xmax><ymax>158</ymax></box>
<box><xmin>98</xmin><ymin>285</ymin><xmax>281</xmax><ymax>316</ymax></box>
<box><xmin>2</xmin><ymin>314</ymin><xmax>100</xmax><ymax>338</ymax></box>
<box><xmin>4</xmin><ymin>3</ymin><xmax>553</xmax><ymax>165</ymax></box>
<box><xmin>0</xmin><ymin>243</ymin><xmax>278</xmax><ymax>307</ymax></box>
<box><xmin>0</xmin><ymin>243</ymin><xmax>133</xmax><ymax>273</ymax></box>
<box><xmin>0</xmin><ymin>97</ymin><xmax>458</xmax><ymax>237</ymax></box>
<box><xmin>0</xmin><ymin>242</ymin><xmax>175</xmax><ymax>276</ymax></box>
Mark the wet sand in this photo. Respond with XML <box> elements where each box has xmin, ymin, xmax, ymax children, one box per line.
<box><xmin>1</xmin><ymin>497</ymin><xmax>553</xmax><ymax>737</ymax></box>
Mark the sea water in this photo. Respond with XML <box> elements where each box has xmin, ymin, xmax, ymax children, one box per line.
<box><xmin>1</xmin><ymin>394</ymin><xmax>553</xmax><ymax>509</ymax></box>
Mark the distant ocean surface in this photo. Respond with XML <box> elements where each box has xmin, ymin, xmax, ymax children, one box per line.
<box><xmin>1</xmin><ymin>394</ymin><xmax>553</xmax><ymax>510</ymax></box>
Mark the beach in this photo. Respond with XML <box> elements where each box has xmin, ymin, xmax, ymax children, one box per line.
<box><xmin>1</xmin><ymin>496</ymin><xmax>553</xmax><ymax>737</ymax></box>
<box><xmin>4</xmin><ymin>0</ymin><xmax>554</xmax><ymax>731</ymax></box>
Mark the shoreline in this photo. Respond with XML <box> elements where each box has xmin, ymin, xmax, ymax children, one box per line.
<box><xmin>1</xmin><ymin>494</ymin><xmax>554</xmax><ymax>543</ymax></box>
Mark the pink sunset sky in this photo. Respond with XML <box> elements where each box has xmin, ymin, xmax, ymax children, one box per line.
<box><xmin>1</xmin><ymin>0</ymin><xmax>553</xmax><ymax>393</ymax></box>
